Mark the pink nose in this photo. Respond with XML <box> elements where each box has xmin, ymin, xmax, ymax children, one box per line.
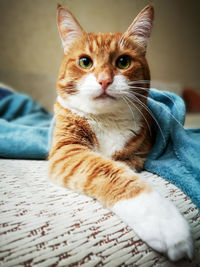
<box><xmin>98</xmin><ymin>77</ymin><xmax>113</xmax><ymax>91</ymax></box>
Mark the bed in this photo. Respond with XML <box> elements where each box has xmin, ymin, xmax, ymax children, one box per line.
<box><xmin>0</xmin><ymin>159</ymin><xmax>199</xmax><ymax>266</ymax></box>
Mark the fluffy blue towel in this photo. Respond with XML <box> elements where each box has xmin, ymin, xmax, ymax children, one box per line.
<box><xmin>145</xmin><ymin>89</ymin><xmax>200</xmax><ymax>209</ymax></box>
<box><xmin>0</xmin><ymin>87</ymin><xmax>52</xmax><ymax>159</ymax></box>
<box><xmin>0</xmin><ymin>87</ymin><xmax>199</xmax><ymax>209</ymax></box>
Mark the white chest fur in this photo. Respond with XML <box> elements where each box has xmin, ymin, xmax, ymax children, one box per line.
<box><xmin>86</xmin><ymin>113</ymin><xmax>141</xmax><ymax>158</ymax></box>
<box><xmin>57</xmin><ymin>96</ymin><xmax>142</xmax><ymax>158</ymax></box>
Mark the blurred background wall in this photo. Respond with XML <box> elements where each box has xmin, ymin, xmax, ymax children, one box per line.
<box><xmin>0</xmin><ymin>0</ymin><xmax>200</xmax><ymax>121</ymax></box>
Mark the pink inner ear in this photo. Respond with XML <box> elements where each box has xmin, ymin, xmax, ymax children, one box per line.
<box><xmin>121</xmin><ymin>4</ymin><xmax>154</xmax><ymax>49</ymax></box>
<box><xmin>57</xmin><ymin>6</ymin><xmax>84</xmax><ymax>53</ymax></box>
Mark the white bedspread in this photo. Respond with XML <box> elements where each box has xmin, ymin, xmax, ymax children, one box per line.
<box><xmin>0</xmin><ymin>159</ymin><xmax>199</xmax><ymax>266</ymax></box>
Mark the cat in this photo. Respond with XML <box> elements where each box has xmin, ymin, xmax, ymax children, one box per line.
<box><xmin>49</xmin><ymin>4</ymin><xmax>193</xmax><ymax>261</ymax></box>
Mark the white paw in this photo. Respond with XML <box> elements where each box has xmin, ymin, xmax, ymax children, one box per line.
<box><xmin>112</xmin><ymin>191</ymin><xmax>193</xmax><ymax>261</ymax></box>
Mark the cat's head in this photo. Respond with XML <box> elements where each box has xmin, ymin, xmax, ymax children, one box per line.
<box><xmin>56</xmin><ymin>4</ymin><xmax>154</xmax><ymax>115</ymax></box>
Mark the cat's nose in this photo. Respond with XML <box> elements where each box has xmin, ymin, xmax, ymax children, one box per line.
<box><xmin>98</xmin><ymin>75</ymin><xmax>113</xmax><ymax>91</ymax></box>
<box><xmin>99</xmin><ymin>79</ymin><xmax>112</xmax><ymax>90</ymax></box>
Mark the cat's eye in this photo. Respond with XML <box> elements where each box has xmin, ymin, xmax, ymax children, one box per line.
<box><xmin>79</xmin><ymin>56</ymin><xmax>93</xmax><ymax>69</ymax></box>
<box><xmin>116</xmin><ymin>55</ymin><xmax>131</xmax><ymax>70</ymax></box>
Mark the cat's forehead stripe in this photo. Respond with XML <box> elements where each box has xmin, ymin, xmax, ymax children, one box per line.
<box><xmin>97</xmin><ymin>35</ymin><xmax>102</xmax><ymax>46</ymax></box>
<box><xmin>87</xmin><ymin>33</ymin><xmax>121</xmax><ymax>53</ymax></box>
<box><xmin>92</xmin><ymin>39</ymin><xmax>98</xmax><ymax>52</ymax></box>
<box><xmin>110</xmin><ymin>39</ymin><xmax>117</xmax><ymax>51</ymax></box>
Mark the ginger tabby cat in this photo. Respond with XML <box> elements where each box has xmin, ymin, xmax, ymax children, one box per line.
<box><xmin>49</xmin><ymin>4</ymin><xmax>193</xmax><ymax>261</ymax></box>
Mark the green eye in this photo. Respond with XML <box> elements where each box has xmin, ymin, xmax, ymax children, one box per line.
<box><xmin>79</xmin><ymin>56</ymin><xmax>93</xmax><ymax>69</ymax></box>
<box><xmin>116</xmin><ymin>55</ymin><xmax>131</xmax><ymax>69</ymax></box>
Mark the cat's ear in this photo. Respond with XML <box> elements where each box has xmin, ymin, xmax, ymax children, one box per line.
<box><xmin>121</xmin><ymin>4</ymin><xmax>154</xmax><ymax>53</ymax></box>
<box><xmin>57</xmin><ymin>4</ymin><xmax>84</xmax><ymax>54</ymax></box>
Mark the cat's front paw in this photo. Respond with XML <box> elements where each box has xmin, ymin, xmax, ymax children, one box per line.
<box><xmin>112</xmin><ymin>191</ymin><xmax>193</xmax><ymax>261</ymax></box>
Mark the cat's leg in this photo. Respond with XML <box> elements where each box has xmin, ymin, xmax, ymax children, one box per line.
<box><xmin>112</xmin><ymin>189</ymin><xmax>193</xmax><ymax>261</ymax></box>
<box><xmin>112</xmin><ymin>151</ymin><xmax>192</xmax><ymax>259</ymax></box>
<box><xmin>49</xmin><ymin>145</ymin><xmax>193</xmax><ymax>261</ymax></box>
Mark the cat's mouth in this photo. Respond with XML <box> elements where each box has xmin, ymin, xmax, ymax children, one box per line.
<box><xmin>94</xmin><ymin>92</ymin><xmax>116</xmax><ymax>100</ymax></box>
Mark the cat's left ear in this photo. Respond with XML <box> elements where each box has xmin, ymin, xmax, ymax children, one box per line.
<box><xmin>121</xmin><ymin>4</ymin><xmax>154</xmax><ymax>53</ymax></box>
<box><xmin>57</xmin><ymin>4</ymin><xmax>85</xmax><ymax>54</ymax></box>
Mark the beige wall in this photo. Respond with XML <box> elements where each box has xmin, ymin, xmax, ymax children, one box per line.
<box><xmin>0</xmin><ymin>0</ymin><xmax>199</xmax><ymax>110</ymax></box>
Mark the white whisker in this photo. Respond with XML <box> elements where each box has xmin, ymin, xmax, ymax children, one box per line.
<box><xmin>129</xmin><ymin>85</ymin><xmax>179</xmax><ymax>111</ymax></box>
<box><xmin>123</xmin><ymin>91</ymin><xmax>166</xmax><ymax>144</ymax></box>
<box><xmin>123</xmin><ymin>95</ymin><xmax>152</xmax><ymax>137</ymax></box>
<box><xmin>128</xmin><ymin>80</ymin><xmax>150</xmax><ymax>85</ymax></box>
<box><xmin>128</xmin><ymin>90</ymin><xmax>183</xmax><ymax>128</ymax></box>
<box><xmin>121</xmin><ymin>96</ymin><xmax>137</xmax><ymax>131</ymax></box>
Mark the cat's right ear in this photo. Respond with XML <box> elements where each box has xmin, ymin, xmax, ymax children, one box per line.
<box><xmin>57</xmin><ymin>4</ymin><xmax>84</xmax><ymax>54</ymax></box>
<box><xmin>120</xmin><ymin>4</ymin><xmax>154</xmax><ymax>54</ymax></box>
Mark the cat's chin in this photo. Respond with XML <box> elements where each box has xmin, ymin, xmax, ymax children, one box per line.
<box><xmin>79</xmin><ymin>99</ymin><xmax>124</xmax><ymax>115</ymax></box>
<box><xmin>93</xmin><ymin>93</ymin><xmax>116</xmax><ymax>101</ymax></box>
<box><xmin>86</xmin><ymin>95</ymin><xmax>126</xmax><ymax>114</ymax></box>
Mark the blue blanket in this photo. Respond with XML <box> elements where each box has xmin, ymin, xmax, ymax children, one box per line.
<box><xmin>0</xmin><ymin>87</ymin><xmax>200</xmax><ymax>209</ymax></box>
<box><xmin>0</xmin><ymin>87</ymin><xmax>52</xmax><ymax>159</ymax></box>
<box><xmin>145</xmin><ymin>89</ymin><xmax>200</xmax><ymax>209</ymax></box>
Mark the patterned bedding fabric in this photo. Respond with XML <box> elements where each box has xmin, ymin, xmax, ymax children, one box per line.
<box><xmin>0</xmin><ymin>160</ymin><xmax>200</xmax><ymax>266</ymax></box>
